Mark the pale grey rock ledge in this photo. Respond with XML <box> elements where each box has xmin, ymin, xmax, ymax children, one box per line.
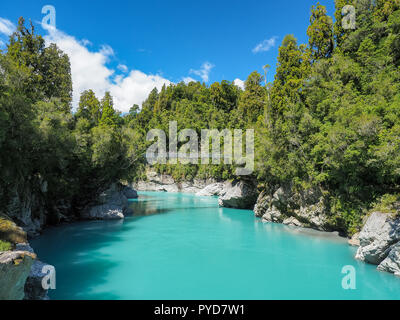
<box><xmin>0</xmin><ymin>250</ymin><xmax>36</xmax><ymax>300</ymax></box>
<box><xmin>134</xmin><ymin>171</ymin><xmax>217</xmax><ymax>194</ymax></box>
<box><xmin>355</xmin><ymin>212</ymin><xmax>400</xmax><ymax>276</ymax></box>
<box><xmin>196</xmin><ymin>183</ymin><xmax>225</xmax><ymax>197</ymax></box>
<box><xmin>218</xmin><ymin>180</ymin><xmax>259</xmax><ymax>210</ymax></box>
<box><xmin>254</xmin><ymin>185</ymin><xmax>330</xmax><ymax>231</ymax></box>
<box><xmin>81</xmin><ymin>184</ymin><xmax>136</xmax><ymax>220</ymax></box>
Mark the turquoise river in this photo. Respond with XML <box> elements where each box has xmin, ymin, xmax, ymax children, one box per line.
<box><xmin>31</xmin><ymin>192</ymin><xmax>400</xmax><ymax>300</ymax></box>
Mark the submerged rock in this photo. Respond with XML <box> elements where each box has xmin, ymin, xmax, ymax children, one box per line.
<box><xmin>218</xmin><ymin>180</ymin><xmax>258</xmax><ymax>210</ymax></box>
<box><xmin>0</xmin><ymin>250</ymin><xmax>36</xmax><ymax>300</ymax></box>
<box><xmin>355</xmin><ymin>212</ymin><xmax>400</xmax><ymax>265</ymax></box>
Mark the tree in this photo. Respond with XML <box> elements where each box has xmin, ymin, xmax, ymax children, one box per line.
<box><xmin>307</xmin><ymin>3</ymin><xmax>334</xmax><ymax>60</ymax></box>
<box><xmin>210</xmin><ymin>80</ymin><xmax>239</xmax><ymax>113</ymax></box>
<box><xmin>333</xmin><ymin>0</ymin><xmax>355</xmax><ymax>48</ymax></box>
<box><xmin>76</xmin><ymin>90</ymin><xmax>101</xmax><ymax>125</ymax></box>
<box><xmin>99</xmin><ymin>92</ymin><xmax>117</xmax><ymax>127</ymax></box>
<box><xmin>237</xmin><ymin>72</ymin><xmax>266</xmax><ymax>124</ymax></box>
<box><xmin>6</xmin><ymin>18</ymin><xmax>72</xmax><ymax>109</ymax></box>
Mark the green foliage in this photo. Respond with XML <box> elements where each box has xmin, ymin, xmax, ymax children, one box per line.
<box><xmin>372</xmin><ymin>194</ymin><xmax>400</xmax><ymax>214</ymax></box>
<box><xmin>0</xmin><ymin>240</ymin><xmax>12</xmax><ymax>252</ymax></box>
<box><xmin>125</xmin><ymin>78</ymin><xmax>263</xmax><ymax>181</ymax></box>
<box><xmin>308</xmin><ymin>3</ymin><xmax>334</xmax><ymax>60</ymax></box>
<box><xmin>256</xmin><ymin>1</ymin><xmax>400</xmax><ymax>234</ymax></box>
<box><xmin>0</xmin><ymin>18</ymin><xmax>136</xmax><ymax>225</ymax></box>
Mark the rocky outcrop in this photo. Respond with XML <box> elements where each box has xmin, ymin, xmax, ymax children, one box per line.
<box><xmin>122</xmin><ymin>186</ymin><xmax>138</xmax><ymax>199</ymax></box>
<box><xmin>24</xmin><ymin>259</ymin><xmax>53</xmax><ymax>300</ymax></box>
<box><xmin>196</xmin><ymin>183</ymin><xmax>225</xmax><ymax>197</ymax></box>
<box><xmin>348</xmin><ymin>233</ymin><xmax>360</xmax><ymax>247</ymax></box>
<box><xmin>254</xmin><ymin>185</ymin><xmax>331</xmax><ymax>231</ymax></box>
<box><xmin>218</xmin><ymin>180</ymin><xmax>259</xmax><ymax>210</ymax></box>
<box><xmin>81</xmin><ymin>184</ymin><xmax>134</xmax><ymax>220</ymax></box>
<box><xmin>5</xmin><ymin>183</ymin><xmax>47</xmax><ymax>237</ymax></box>
<box><xmin>134</xmin><ymin>170</ymin><xmax>217</xmax><ymax>194</ymax></box>
<box><xmin>13</xmin><ymin>243</ymin><xmax>53</xmax><ymax>300</ymax></box>
<box><xmin>355</xmin><ymin>212</ymin><xmax>400</xmax><ymax>276</ymax></box>
<box><xmin>0</xmin><ymin>250</ymin><xmax>36</xmax><ymax>300</ymax></box>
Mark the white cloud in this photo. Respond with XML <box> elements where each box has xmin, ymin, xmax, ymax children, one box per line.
<box><xmin>0</xmin><ymin>18</ymin><xmax>15</xmax><ymax>36</ymax></box>
<box><xmin>252</xmin><ymin>36</ymin><xmax>278</xmax><ymax>54</ymax></box>
<box><xmin>189</xmin><ymin>62</ymin><xmax>214</xmax><ymax>82</ymax></box>
<box><xmin>44</xmin><ymin>28</ymin><xmax>171</xmax><ymax>112</ymax></box>
<box><xmin>117</xmin><ymin>64</ymin><xmax>128</xmax><ymax>73</ymax></box>
<box><xmin>81</xmin><ymin>39</ymin><xmax>92</xmax><ymax>47</ymax></box>
<box><xmin>233</xmin><ymin>78</ymin><xmax>245</xmax><ymax>90</ymax></box>
<box><xmin>182</xmin><ymin>77</ymin><xmax>197</xmax><ymax>84</ymax></box>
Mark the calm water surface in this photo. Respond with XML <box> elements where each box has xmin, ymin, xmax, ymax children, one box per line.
<box><xmin>31</xmin><ymin>192</ymin><xmax>400</xmax><ymax>300</ymax></box>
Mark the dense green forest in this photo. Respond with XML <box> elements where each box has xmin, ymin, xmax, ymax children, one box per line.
<box><xmin>1</xmin><ymin>0</ymin><xmax>400</xmax><ymax>236</ymax></box>
<box><xmin>0</xmin><ymin>18</ymin><xmax>137</xmax><ymax>227</ymax></box>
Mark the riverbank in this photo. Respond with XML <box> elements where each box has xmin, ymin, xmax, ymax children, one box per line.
<box><xmin>0</xmin><ymin>183</ymin><xmax>139</xmax><ymax>300</ymax></box>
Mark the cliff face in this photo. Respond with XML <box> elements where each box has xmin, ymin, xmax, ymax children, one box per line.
<box><xmin>254</xmin><ymin>184</ymin><xmax>332</xmax><ymax>232</ymax></box>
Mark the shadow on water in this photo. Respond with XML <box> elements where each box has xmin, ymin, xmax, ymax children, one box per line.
<box><xmin>31</xmin><ymin>220</ymin><xmax>136</xmax><ymax>300</ymax></box>
<box><xmin>32</xmin><ymin>193</ymin><xmax>216</xmax><ymax>300</ymax></box>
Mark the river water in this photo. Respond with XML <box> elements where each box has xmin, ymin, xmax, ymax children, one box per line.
<box><xmin>31</xmin><ymin>192</ymin><xmax>400</xmax><ymax>300</ymax></box>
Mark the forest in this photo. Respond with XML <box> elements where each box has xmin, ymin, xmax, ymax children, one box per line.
<box><xmin>0</xmin><ymin>0</ymin><xmax>399</xmax><ymax>239</ymax></box>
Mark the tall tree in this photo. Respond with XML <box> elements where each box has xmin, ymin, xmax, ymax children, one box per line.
<box><xmin>99</xmin><ymin>92</ymin><xmax>117</xmax><ymax>127</ymax></box>
<box><xmin>237</xmin><ymin>72</ymin><xmax>266</xmax><ymax>124</ymax></box>
<box><xmin>307</xmin><ymin>3</ymin><xmax>334</xmax><ymax>60</ymax></box>
<box><xmin>76</xmin><ymin>90</ymin><xmax>101</xmax><ymax>125</ymax></box>
<box><xmin>6</xmin><ymin>18</ymin><xmax>72</xmax><ymax>110</ymax></box>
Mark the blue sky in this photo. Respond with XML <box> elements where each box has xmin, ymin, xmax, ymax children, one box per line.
<box><xmin>0</xmin><ymin>0</ymin><xmax>336</xmax><ymax>111</ymax></box>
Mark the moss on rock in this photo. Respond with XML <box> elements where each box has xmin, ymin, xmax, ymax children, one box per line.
<box><xmin>0</xmin><ymin>213</ymin><xmax>27</xmax><ymax>245</ymax></box>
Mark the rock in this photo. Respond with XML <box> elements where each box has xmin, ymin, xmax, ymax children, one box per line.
<box><xmin>283</xmin><ymin>217</ymin><xmax>303</xmax><ymax>227</ymax></box>
<box><xmin>218</xmin><ymin>180</ymin><xmax>258</xmax><ymax>210</ymax></box>
<box><xmin>196</xmin><ymin>183</ymin><xmax>225</xmax><ymax>197</ymax></box>
<box><xmin>122</xmin><ymin>186</ymin><xmax>138</xmax><ymax>199</ymax></box>
<box><xmin>254</xmin><ymin>185</ymin><xmax>330</xmax><ymax>231</ymax></box>
<box><xmin>24</xmin><ymin>260</ymin><xmax>54</xmax><ymax>300</ymax></box>
<box><xmin>355</xmin><ymin>212</ymin><xmax>400</xmax><ymax>265</ymax></box>
<box><xmin>82</xmin><ymin>184</ymin><xmax>132</xmax><ymax>220</ymax></box>
<box><xmin>5</xmin><ymin>184</ymin><xmax>47</xmax><ymax>237</ymax></box>
<box><xmin>134</xmin><ymin>170</ymin><xmax>217</xmax><ymax>194</ymax></box>
<box><xmin>348</xmin><ymin>233</ymin><xmax>360</xmax><ymax>247</ymax></box>
<box><xmin>377</xmin><ymin>243</ymin><xmax>400</xmax><ymax>276</ymax></box>
<box><xmin>0</xmin><ymin>250</ymin><xmax>36</xmax><ymax>300</ymax></box>
<box><xmin>262</xmin><ymin>206</ymin><xmax>282</xmax><ymax>223</ymax></box>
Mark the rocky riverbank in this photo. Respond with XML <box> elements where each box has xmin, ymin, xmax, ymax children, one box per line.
<box><xmin>0</xmin><ymin>183</ymin><xmax>138</xmax><ymax>300</ymax></box>
<box><xmin>135</xmin><ymin>171</ymin><xmax>259</xmax><ymax>210</ymax></box>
